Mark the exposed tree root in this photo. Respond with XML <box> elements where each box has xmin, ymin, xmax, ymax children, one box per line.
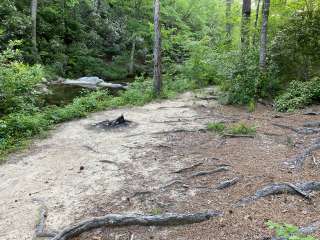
<box><xmin>272</xmin><ymin>220</ymin><xmax>320</xmax><ymax>239</ymax></box>
<box><xmin>51</xmin><ymin>211</ymin><xmax>223</xmax><ymax>240</ymax></box>
<box><xmin>153</xmin><ymin>128</ymin><xmax>207</xmax><ymax>135</ymax></box>
<box><xmin>300</xmin><ymin>220</ymin><xmax>320</xmax><ymax>235</ymax></box>
<box><xmin>237</xmin><ymin>181</ymin><xmax>320</xmax><ymax>206</ymax></box>
<box><xmin>161</xmin><ymin>180</ymin><xmax>188</xmax><ymax>189</ymax></box>
<box><xmin>216</xmin><ymin>177</ymin><xmax>240</xmax><ymax>190</ymax></box>
<box><xmin>35</xmin><ymin>205</ymin><xmax>57</xmax><ymax>238</ymax></box>
<box><xmin>304</xmin><ymin>111</ymin><xmax>320</xmax><ymax>116</ymax></box>
<box><xmin>172</xmin><ymin>163</ymin><xmax>204</xmax><ymax>174</ymax></box>
<box><xmin>222</xmin><ymin>134</ymin><xmax>255</xmax><ymax>138</ymax></box>
<box><xmin>286</xmin><ymin>139</ymin><xmax>320</xmax><ymax>169</ymax></box>
<box><xmin>98</xmin><ymin>160</ymin><xmax>118</xmax><ymax>165</ymax></box>
<box><xmin>272</xmin><ymin>123</ymin><xmax>320</xmax><ymax>135</ymax></box>
<box><xmin>303</xmin><ymin>121</ymin><xmax>320</xmax><ymax>128</ymax></box>
<box><xmin>191</xmin><ymin>166</ymin><xmax>229</xmax><ymax>178</ymax></box>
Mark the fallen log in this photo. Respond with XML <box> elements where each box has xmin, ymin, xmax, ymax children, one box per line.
<box><xmin>237</xmin><ymin>181</ymin><xmax>320</xmax><ymax>206</ymax></box>
<box><xmin>286</xmin><ymin>138</ymin><xmax>320</xmax><ymax>169</ymax></box>
<box><xmin>51</xmin><ymin>211</ymin><xmax>223</xmax><ymax>240</ymax></box>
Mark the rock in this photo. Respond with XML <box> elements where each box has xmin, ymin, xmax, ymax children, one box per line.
<box><xmin>61</xmin><ymin>76</ymin><xmax>128</xmax><ymax>90</ymax></box>
<box><xmin>64</xmin><ymin>77</ymin><xmax>104</xmax><ymax>89</ymax></box>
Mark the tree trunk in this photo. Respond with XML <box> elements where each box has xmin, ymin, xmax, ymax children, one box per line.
<box><xmin>153</xmin><ymin>0</ymin><xmax>162</xmax><ymax>96</ymax></box>
<box><xmin>240</xmin><ymin>0</ymin><xmax>251</xmax><ymax>49</ymax></box>
<box><xmin>259</xmin><ymin>0</ymin><xmax>270</xmax><ymax>71</ymax></box>
<box><xmin>252</xmin><ymin>0</ymin><xmax>261</xmax><ymax>45</ymax></box>
<box><xmin>31</xmin><ymin>0</ymin><xmax>38</xmax><ymax>61</ymax></box>
<box><xmin>129</xmin><ymin>34</ymin><xmax>136</xmax><ymax>75</ymax></box>
<box><xmin>225</xmin><ymin>0</ymin><xmax>233</xmax><ymax>45</ymax></box>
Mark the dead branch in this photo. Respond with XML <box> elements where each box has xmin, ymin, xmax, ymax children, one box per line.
<box><xmin>172</xmin><ymin>163</ymin><xmax>204</xmax><ymax>174</ymax></box>
<box><xmin>237</xmin><ymin>181</ymin><xmax>320</xmax><ymax>206</ymax></box>
<box><xmin>51</xmin><ymin>211</ymin><xmax>223</xmax><ymax>240</ymax></box>
<box><xmin>216</xmin><ymin>177</ymin><xmax>240</xmax><ymax>190</ymax></box>
<box><xmin>191</xmin><ymin>167</ymin><xmax>229</xmax><ymax>178</ymax></box>
<box><xmin>286</xmin><ymin>139</ymin><xmax>320</xmax><ymax>169</ymax></box>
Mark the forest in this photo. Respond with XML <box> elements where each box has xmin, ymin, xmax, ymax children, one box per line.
<box><xmin>1</xmin><ymin>0</ymin><xmax>320</xmax><ymax>240</ymax></box>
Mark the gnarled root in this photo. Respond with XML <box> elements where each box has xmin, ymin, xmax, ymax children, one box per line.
<box><xmin>51</xmin><ymin>211</ymin><xmax>223</xmax><ymax>240</ymax></box>
<box><xmin>237</xmin><ymin>181</ymin><xmax>320</xmax><ymax>206</ymax></box>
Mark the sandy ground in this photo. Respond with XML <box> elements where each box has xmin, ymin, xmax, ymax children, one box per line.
<box><xmin>1</xmin><ymin>88</ymin><xmax>320</xmax><ymax>240</ymax></box>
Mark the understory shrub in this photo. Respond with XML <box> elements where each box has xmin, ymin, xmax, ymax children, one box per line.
<box><xmin>275</xmin><ymin>77</ymin><xmax>320</xmax><ymax>112</ymax></box>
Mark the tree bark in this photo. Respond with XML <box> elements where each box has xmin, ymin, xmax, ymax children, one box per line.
<box><xmin>129</xmin><ymin>34</ymin><xmax>136</xmax><ymax>75</ymax></box>
<box><xmin>252</xmin><ymin>0</ymin><xmax>261</xmax><ymax>44</ymax></box>
<box><xmin>259</xmin><ymin>0</ymin><xmax>270</xmax><ymax>71</ymax></box>
<box><xmin>31</xmin><ymin>0</ymin><xmax>38</xmax><ymax>61</ymax></box>
<box><xmin>153</xmin><ymin>0</ymin><xmax>162</xmax><ymax>96</ymax></box>
<box><xmin>240</xmin><ymin>0</ymin><xmax>251</xmax><ymax>49</ymax></box>
<box><xmin>225</xmin><ymin>0</ymin><xmax>233</xmax><ymax>44</ymax></box>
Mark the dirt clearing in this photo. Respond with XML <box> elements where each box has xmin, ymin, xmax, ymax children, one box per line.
<box><xmin>1</xmin><ymin>88</ymin><xmax>320</xmax><ymax>240</ymax></box>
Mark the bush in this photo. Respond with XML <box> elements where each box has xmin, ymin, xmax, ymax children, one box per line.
<box><xmin>0</xmin><ymin>63</ymin><xmax>44</xmax><ymax>114</ymax></box>
<box><xmin>275</xmin><ymin>77</ymin><xmax>320</xmax><ymax>112</ymax></box>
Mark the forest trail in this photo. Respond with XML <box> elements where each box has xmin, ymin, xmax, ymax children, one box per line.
<box><xmin>1</xmin><ymin>88</ymin><xmax>320</xmax><ymax>240</ymax></box>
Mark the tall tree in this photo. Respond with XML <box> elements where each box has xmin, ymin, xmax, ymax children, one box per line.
<box><xmin>259</xmin><ymin>0</ymin><xmax>270</xmax><ymax>71</ymax></box>
<box><xmin>252</xmin><ymin>0</ymin><xmax>261</xmax><ymax>44</ymax></box>
<box><xmin>240</xmin><ymin>0</ymin><xmax>251</xmax><ymax>49</ymax></box>
<box><xmin>226</xmin><ymin>0</ymin><xmax>233</xmax><ymax>44</ymax></box>
<box><xmin>153</xmin><ymin>0</ymin><xmax>162</xmax><ymax>96</ymax></box>
<box><xmin>31</xmin><ymin>0</ymin><xmax>38</xmax><ymax>61</ymax></box>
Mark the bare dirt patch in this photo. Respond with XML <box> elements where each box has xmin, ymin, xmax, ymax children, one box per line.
<box><xmin>1</xmin><ymin>88</ymin><xmax>320</xmax><ymax>240</ymax></box>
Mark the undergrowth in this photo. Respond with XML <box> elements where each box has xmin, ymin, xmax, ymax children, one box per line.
<box><xmin>207</xmin><ymin>122</ymin><xmax>256</xmax><ymax>136</ymax></box>
<box><xmin>275</xmin><ymin>77</ymin><xmax>320</xmax><ymax>112</ymax></box>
